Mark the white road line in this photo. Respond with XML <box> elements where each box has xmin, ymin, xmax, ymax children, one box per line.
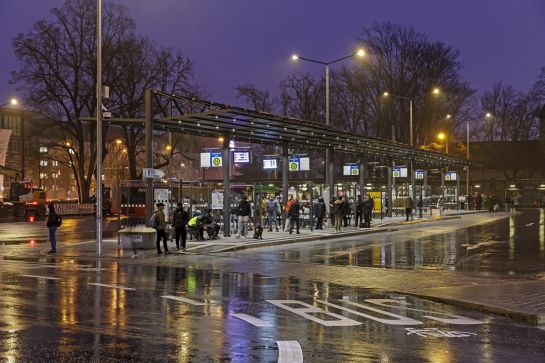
<box><xmin>20</xmin><ymin>274</ymin><xmax>62</xmax><ymax>280</ymax></box>
<box><xmin>161</xmin><ymin>295</ymin><xmax>206</xmax><ymax>306</ymax></box>
<box><xmin>276</xmin><ymin>341</ymin><xmax>303</xmax><ymax>363</ymax></box>
<box><xmin>232</xmin><ymin>313</ymin><xmax>272</xmax><ymax>327</ymax></box>
<box><xmin>88</xmin><ymin>283</ymin><xmax>135</xmax><ymax>291</ymax></box>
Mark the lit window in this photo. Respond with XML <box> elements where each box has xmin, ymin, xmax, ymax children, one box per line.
<box><xmin>52</xmin><ymin>161</ymin><xmax>59</xmax><ymax>167</ymax></box>
<box><xmin>40</xmin><ymin>160</ymin><xmax>48</xmax><ymax>167</ymax></box>
<box><xmin>39</xmin><ymin>146</ymin><xmax>48</xmax><ymax>153</ymax></box>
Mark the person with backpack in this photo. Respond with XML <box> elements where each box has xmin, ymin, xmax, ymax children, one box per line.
<box><xmin>172</xmin><ymin>202</ymin><xmax>189</xmax><ymax>251</ymax></box>
<box><xmin>46</xmin><ymin>203</ymin><xmax>61</xmax><ymax>254</ymax></box>
<box><xmin>288</xmin><ymin>198</ymin><xmax>301</xmax><ymax>234</ymax></box>
<box><xmin>152</xmin><ymin>202</ymin><xmax>170</xmax><ymax>255</ymax></box>
<box><xmin>315</xmin><ymin>197</ymin><xmax>326</xmax><ymax>229</ymax></box>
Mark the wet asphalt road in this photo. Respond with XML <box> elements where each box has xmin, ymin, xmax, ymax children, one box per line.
<box><xmin>0</xmin><ymin>257</ymin><xmax>544</xmax><ymax>362</ymax></box>
<box><xmin>0</xmin><ymin>216</ymin><xmax>119</xmax><ymax>245</ymax></box>
<box><xmin>238</xmin><ymin>209</ymin><xmax>545</xmax><ymax>276</ymax></box>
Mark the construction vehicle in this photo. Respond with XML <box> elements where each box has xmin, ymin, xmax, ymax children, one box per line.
<box><xmin>0</xmin><ymin>165</ymin><xmax>48</xmax><ymax>217</ymax></box>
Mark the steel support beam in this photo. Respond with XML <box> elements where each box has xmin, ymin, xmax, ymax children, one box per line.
<box><xmin>145</xmin><ymin>89</ymin><xmax>154</xmax><ymax>226</ymax></box>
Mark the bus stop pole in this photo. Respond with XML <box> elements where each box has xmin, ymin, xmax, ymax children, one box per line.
<box><xmin>222</xmin><ymin>135</ymin><xmax>231</xmax><ymax>236</ymax></box>
<box><xmin>144</xmin><ymin>89</ymin><xmax>154</xmax><ymax>226</ymax></box>
<box><xmin>282</xmin><ymin>142</ymin><xmax>289</xmax><ymax>228</ymax></box>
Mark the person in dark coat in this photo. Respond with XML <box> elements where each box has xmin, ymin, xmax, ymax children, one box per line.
<box><xmin>355</xmin><ymin>195</ymin><xmax>363</xmax><ymax>228</ymax></box>
<box><xmin>342</xmin><ymin>196</ymin><xmax>351</xmax><ymax>227</ymax></box>
<box><xmin>46</xmin><ymin>203</ymin><xmax>61</xmax><ymax>253</ymax></box>
<box><xmin>363</xmin><ymin>195</ymin><xmax>373</xmax><ymax>228</ymax></box>
<box><xmin>332</xmin><ymin>196</ymin><xmax>344</xmax><ymax>233</ymax></box>
<box><xmin>236</xmin><ymin>196</ymin><xmax>252</xmax><ymax>238</ymax></box>
<box><xmin>172</xmin><ymin>202</ymin><xmax>189</xmax><ymax>250</ymax></box>
<box><xmin>329</xmin><ymin>197</ymin><xmax>336</xmax><ymax>228</ymax></box>
<box><xmin>288</xmin><ymin>198</ymin><xmax>300</xmax><ymax>234</ymax></box>
<box><xmin>315</xmin><ymin>197</ymin><xmax>326</xmax><ymax>229</ymax></box>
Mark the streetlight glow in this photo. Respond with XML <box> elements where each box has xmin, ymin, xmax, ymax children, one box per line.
<box><xmin>432</xmin><ymin>88</ymin><xmax>440</xmax><ymax>95</ymax></box>
<box><xmin>166</xmin><ymin>145</ymin><xmax>172</xmax><ymax>151</ymax></box>
<box><xmin>485</xmin><ymin>112</ymin><xmax>492</xmax><ymax>118</ymax></box>
<box><xmin>383</xmin><ymin>92</ymin><xmax>390</xmax><ymax>97</ymax></box>
<box><xmin>9</xmin><ymin>98</ymin><xmax>18</xmax><ymax>106</ymax></box>
<box><xmin>446</xmin><ymin>114</ymin><xmax>452</xmax><ymax>119</ymax></box>
<box><xmin>115</xmin><ymin>139</ymin><xmax>122</xmax><ymax>144</ymax></box>
<box><xmin>218</xmin><ymin>136</ymin><xmax>225</xmax><ymax>142</ymax></box>
<box><xmin>291</xmin><ymin>54</ymin><xmax>299</xmax><ymax>61</ymax></box>
<box><xmin>356</xmin><ymin>49</ymin><xmax>365</xmax><ymax>57</ymax></box>
<box><xmin>437</xmin><ymin>132</ymin><xmax>446</xmax><ymax>140</ymax></box>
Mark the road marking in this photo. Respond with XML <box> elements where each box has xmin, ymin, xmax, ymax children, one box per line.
<box><xmin>405</xmin><ymin>327</ymin><xmax>477</xmax><ymax>338</ymax></box>
<box><xmin>364</xmin><ymin>299</ymin><xmax>483</xmax><ymax>325</ymax></box>
<box><xmin>161</xmin><ymin>295</ymin><xmax>206</xmax><ymax>306</ymax></box>
<box><xmin>276</xmin><ymin>341</ymin><xmax>303</xmax><ymax>363</ymax></box>
<box><xmin>317</xmin><ymin>299</ymin><xmax>422</xmax><ymax>325</ymax></box>
<box><xmin>267</xmin><ymin>300</ymin><xmax>361</xmax><ymax>327</ymax></box>
<box><xmin>20</xmin><ymin>274</ymin><xmax>62</xmax><ymax>280</ymax></box>
<box><xmin>88</xmin><ymin>283</ymin><xmax>135</xmax><ymax>291</ymax></box>
<box><xmin>232</xmin><ymin>313</ymin><xmax>272</xmax><ymax>327</ymax></box>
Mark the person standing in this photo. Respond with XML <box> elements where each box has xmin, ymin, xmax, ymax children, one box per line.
<box><xmin>153</xmin><ymin>202</ymin><xmax>170</xmax><ymax>255</ymax></box>
<box><xmin>266</xmin><ymin>196</ymin><xmax>280</xmax><ymax>232</ymax></box>
<box><xmin>342</xmin><ymin>196</ymin><xmax>351</xmax><ymax>228</ymax></box>
<box><xmin>172</xmin><ymin>202</ymin><xmax>189</xmax><ymax>251</ymax></box>
<box><xmin>363</xmin><ymin>195</ymin><xmax>373</xmax><ymax>228</ymax></box>
<box><xmin>355</xmin><ymin>195</ymin><xmax>363</xmax><ymax>228</ymax></box>
<box><xmin>333</xmin><ymin>196</ymin><xmax>344</xmax><ymax>233</ymax></box>
<box><xmin>315</xmin><ymin>197</ymin><xmax>326</xmax><ymax>229</ymax></box>
<box><xmin>46</xmin><ymin>203</ymin><xmax>61</xmax><ymax>254</ymax></box>
<box><xmin>288</xmin><ymin>198</ymin><xmax>300</xmax><ymax>234</ymax></box>
<box><xmin>236</xmin><ymin>196</ymin><xmax>251</xmax><ymax>238</ymax></box>
<box><xmin>405</xmin><ymin>196</ymin><xmax>414</xmax><ymax>221</ymax></box>
<box><xmin>284</xmin><ymin>194</ymin><xmax>295</xmax><ymax>231</ymax></box>
<box><xmin>417</xmin><ymin>195</ymin><xmax>423</xmax><ymax>218</ymax></box>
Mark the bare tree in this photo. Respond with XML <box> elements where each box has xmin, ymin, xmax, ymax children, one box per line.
<box><xmin>480</xmin><ymin>82</ymin><xmax>538</xmax><ymax>141</ymax></box>
<box><xmin>11</xmin><ymin>0</ymin><xmax>135</xmax><ymax>201</ymax></box>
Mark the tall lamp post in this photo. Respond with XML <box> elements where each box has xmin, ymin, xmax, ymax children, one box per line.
<box><xmin>96</xmin><ymin>0</ymin><xmax>103</xmax><ymax>255</ymax></box>
<box><xmin>382</xmin><ymin>88</ymin><xmax>440</xmax><ymax>200</ymax></box>
<box><xmin>291</xmin><ymin>49</ymin><xmax>366</xmax><ymax>198</ymax></box>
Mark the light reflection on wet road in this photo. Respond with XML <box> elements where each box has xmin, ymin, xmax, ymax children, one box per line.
<box><xmin>0</xmin><ymin>258</ymin><xmax>544</xmax><ymax>362</ymax></box>
<box><xmin>241</xmin><ymin>210</ymin><xmax>545</xmax><ymax>276</ymax></box>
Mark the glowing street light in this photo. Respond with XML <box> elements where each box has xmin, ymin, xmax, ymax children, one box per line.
<box><xmin>115</xmin><ymin>139</ymin><xmax>122</xmax><ymax>144</ymax></box>
<box><xmin>0</xmin><ymin>98</ymin><xmax>18</xmax><ymax>108</ymax></box>
<box><xmin>437</xmin><ymin>132</ymin><xmax>448</xmax><ymax>153</ymax></box>
<box><xmin>165</xmin><ymin>145</ymin><xmax>172</xmax><ymax>151</ymax></box>
<box><xmin>485</xmin><ymin>112</ymin><xmax>493</xmax><ymax>119</ymax></box>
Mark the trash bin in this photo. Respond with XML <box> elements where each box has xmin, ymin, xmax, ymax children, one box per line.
<box><xmin>119</xmin><ymin>227</ymin><xmax>156</xmax><ymax>250</ymax></box>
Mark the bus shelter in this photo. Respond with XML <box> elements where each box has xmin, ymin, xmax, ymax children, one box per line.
<box><xmin>138</xmin><ymin>90</ymin><xmax>477</xmax><ymax>236</ymax></box>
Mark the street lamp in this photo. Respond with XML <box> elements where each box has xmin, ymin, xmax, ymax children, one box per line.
<box><xmin>437</xmin><ymin>132</ymin><xmax>448</xmax><ymax>154</ymax></box>
<box><xmin>291</xmin><ymin>48</ymin><xmax>366</xmax><ymax>199</ymax></box>
<box><xmin>0</xmin><ymin>98</ymin><xmax>18</xmax><ymax>108</ymax></box>
<box><xmin>381</xmin><ymin>87</ymin><xmax>441</xmax><ymax>147</ymax></box>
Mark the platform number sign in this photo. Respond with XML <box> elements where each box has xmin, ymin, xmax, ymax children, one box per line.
<box><xmin>211</xmin><ymin>152</ymin><xmax>222</xmax><ymax>167</ymax></box>
<box><xmin>415</xmin><ymin>170</ymin><xmax>424</xmax><ymax>180</ymax></box>
<box><xmin>289</xmin><ymin>157</ymin><xmax>300</xmax><ymax>171</ymax></box>
<box><xmin>343</xmin><ymin>165</ymin><xmax>360</xmax><ymax>176</ymax></box>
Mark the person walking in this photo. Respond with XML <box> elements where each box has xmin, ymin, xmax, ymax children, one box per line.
<box><xmin>315</xmin><ymin>197</ymin><xmax>326</xmax><ymax>229</ymax></box>
<box><xmin>236</xmin><ymin>196</ymin><xmax>251</xmax><ymax>238</ymax></box>
<box><xmin>152</xmin><ymin>202</ymin><xmax>170</xmax><ymax>255</ymax></box>
<box><xmin>172</xmin><ymin>202</ymin><xmax>189</xmax><ymax>251</ymax></box>
<box><xmin>266</xmin><ymin>196</ymin><xmax>280</xmax><ymax>232</ymax></box>
<box><xmin>363</xmin><ymin>195</ymin><xmax>373</xmax><ymax>228</ymax></box>
<box><xmin>342</xmin><ymin>196</ymin><xmax>351</xmax><ymax>228</ymax></box>
<box><xmin>355</xmin><ymin>195</ymin><xmax>363</xmax><ymax>228</ymax></box>
<box><xmin>333</xmin><ymin>196</ymin><xmax>344</xmax><ymax>233</ymax></box>
<box><xmin>405</xmin><ymin>196</ymin><xmax>414</xmax><ymax>221</ymax></box>
<box><xmin>46</xmin><ymin>203</ymin><xmax>61</xmax><ymax>254</ymax></box>
<box><xmin>288</xmin><ymin>198</ymin><xmax>300</xmax><ymax>234</ymax></box>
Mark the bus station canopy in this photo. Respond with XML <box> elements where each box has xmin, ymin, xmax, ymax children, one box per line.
<box><xmin>152</xmin><ymin>91</ymin><xmax>477</xmax><ymax>169</ymax></box>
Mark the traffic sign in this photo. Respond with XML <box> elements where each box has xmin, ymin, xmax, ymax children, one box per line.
<box><xmin>142</xmin><ymin>168</ymin><xmax>165</xmax><ymax>179</ymax></box>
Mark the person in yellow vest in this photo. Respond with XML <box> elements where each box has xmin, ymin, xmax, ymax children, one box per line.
<box><xmin>188</xmin><ymin>212</ymin><xmax>203</xmax><ymax>241</ymax></box>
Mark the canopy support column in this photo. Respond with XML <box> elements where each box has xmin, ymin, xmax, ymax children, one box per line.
<box><xmin>145</xmin><ymin>89</ymin><xmax>154</xmax><ymax>226</ymax></box>
<box><xmin>282</xmin><ymin>142</ymin><xmax>289</xmax><ymax>227</ymax></box>
<box><xmin>387</xmin><ymin>162</ymin><xmax>393</xmax><ymax>218</ymax></box>
<box><xmin>223</xmin><ymin>134</ymin><xmax>231</xmax><ymax>237</ymax></box>
<box><xmin>328</xmin><ymin>148</ymin><xmax>335</xmax><ymax>200</ymax></box>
